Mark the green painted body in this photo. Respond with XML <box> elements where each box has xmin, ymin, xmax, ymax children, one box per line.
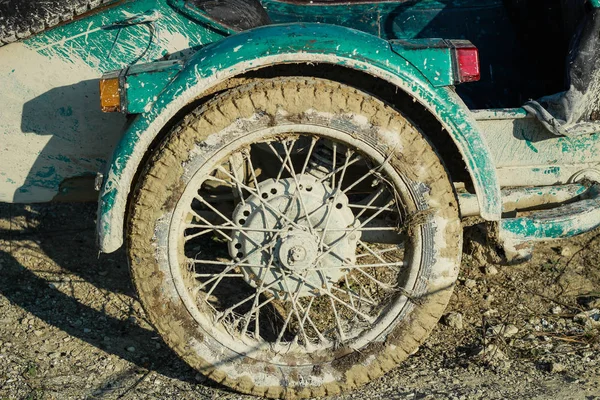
<box><xmin>122</xmin><ymin>60</ymin><xmax>184</xmax><ymax>114</ymax></box>
<box><xmin>96</xmin><ymin>22</ymin><xmax>505</xmax><ymax>251</ymax></box>
<box><xmin>390</xmin><ymin>39</ymin><xmax>457</xmax><ymax>87</ymax></box>
<box><xmin>0</xmin><ymin>0</ymin><xmax>599</xmax><ymax>252</ymax></box>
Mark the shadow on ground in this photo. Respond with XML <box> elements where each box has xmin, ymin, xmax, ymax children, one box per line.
<box><xmin>0</xmin><ymin>203</ymin><xmax>229</xmax><ymax>395</ymax></box>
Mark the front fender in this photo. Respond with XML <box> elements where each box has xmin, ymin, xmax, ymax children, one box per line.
<box><xmin>98</xmin><ymin>23</ymin><xmax>501</xmax><ymax>252</ymax></box>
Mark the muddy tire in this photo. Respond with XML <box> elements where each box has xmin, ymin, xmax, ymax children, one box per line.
<box><xmin>127</xmin><ymin>77</ymin><xmax>462</xmax><ymax>398</ymax></box>
<box><xmin>0</xmin><ymin>0</ymin><xmax>116</xmax><ymax>46</ymax></box>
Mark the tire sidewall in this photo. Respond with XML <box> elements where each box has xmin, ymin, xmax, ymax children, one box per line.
<box><xmin>128</xmin><ymin>78</ymin><xmax>462</xmax><ymax>397</ymax></box>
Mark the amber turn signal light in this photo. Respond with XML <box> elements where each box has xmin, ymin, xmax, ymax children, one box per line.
<box><xmin>100</xmin><ymin>76</ymin><xmax>121</xmax><ymax>113</ymax></box>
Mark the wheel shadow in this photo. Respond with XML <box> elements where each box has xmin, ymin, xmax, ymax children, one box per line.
<box><xmin>0</xmin><ymin>202</ymin><xmax>231</xmax><ymax>393</ymax></box>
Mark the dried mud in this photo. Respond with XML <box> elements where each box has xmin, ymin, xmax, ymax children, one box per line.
<box><xmin>0</xmin><ymin>203</ymin><xmax>599</xmax><ymax>399</ymax></box>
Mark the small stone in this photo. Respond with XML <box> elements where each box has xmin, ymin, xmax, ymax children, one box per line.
<box><xmin>551</xmin><ymin>306</ymin><xmax>562</xmax><ymax>315</ymax></box>
<box><xmin>464</xmin><ymin>279</ymin><xmax>477</xmax><ymax>289</ymax></box>
<box><xmin>483</xmin><ymin>309</ymin><xmax>498</xmax><ymax>317</ymax></box>
<box><xmin>484</xmin><ymin>265</ymin><xmax>499</xmax><ymax>275</ymax></box>
<box><xmin>33</xmin><ymin>330</ymin><xmax>43</xmax><ymax>337</ymax></box>
<box><xmin>560</xmin><ymin>247</ymin><xmax>573</xmax><ymax>257</ymax></box>
<box><xmin>586</xmin><ymin>298</ymin><xmax>600</xmax><ymax>309</ymax></box>
<box><xmin>126</xmin><ymin>346</ymin><xmax>136</xmax><ymax>352</ymax></box>
<box><xmin>583</xmin><ymin>351</ymin><xmax>594</xmax><ymax>359</ymax></box>
<box><xmin>503</xmin><ymin>324</ymin><xmax>519</xmax><ymax>338</ymax></box>
<box><xmin>549</xmin><ymin>362</ymin><xmax>565</xmax><ymax>373</ymax></box>
<box><xmin>83</xmin><ymin>328</ymin><xmax>91</xmax><ymax>334</ymax></box>
<box><xmin>574</xmin><ymin>309</ymin><xmax>600</xmax><ymax>328</ymax></box>
<box><xmin>475</xmin><ymin>344</ymin><xmax>507</xmax><ymax>362</ymax></box>
<box><xmin>443</xmin><ymin>312</ymin><xmax>464</xmax><ymax>330</ymax></box>
<box><xmin>488</xmin><ymin>324</ymin><xmax>519</xmax><ymax>338</ymax></box>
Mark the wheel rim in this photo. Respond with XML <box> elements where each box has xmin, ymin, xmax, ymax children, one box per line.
<box><xmin>168</xmin><ymin>124</ymin><xmax>425</xmax><ymax>365</ymax></box>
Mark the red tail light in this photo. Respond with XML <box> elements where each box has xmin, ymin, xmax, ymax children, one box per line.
<box><xmin>453</xmin><ymin>43</ymin><xmax>480</xmax><ymax>83</ymax></box>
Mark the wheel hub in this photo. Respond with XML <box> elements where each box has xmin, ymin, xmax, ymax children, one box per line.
<box><xmin>229</xmin><ymin>175</ymin><xmax>360</xmax><ymax>299</ymax></box>
<box><xmin>277</xmin><ymin>231</ymin><xmax>318</xmax><ymax>272</ymax></box>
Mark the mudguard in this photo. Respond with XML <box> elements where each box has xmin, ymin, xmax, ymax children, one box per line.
<box><xmin>97</xmin><ymin>23</ymin><xmax>502</xmax><ymax>252</ymax></box>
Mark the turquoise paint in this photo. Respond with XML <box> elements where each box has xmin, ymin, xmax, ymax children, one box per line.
<box><xmin>47</xmin><ymin>154</ymin><xmax>72</xmax><ymax>163</ymax></box>
<box><xmin>519</xmin><ymin>128</ymin><xmax>539</xmax><ymax>153</ymax></box>
<box><xmin>543</xmin><ymin>167</ymin><xmax>560</xmax><ymax>175</ymax></box>
<box><xmin>97</xmin><ymin>22</ymin><xmax>502</xmax><ymax>252</ymax></box>
<box><xmin>120</xmin><ymin>37</ymin><xmax>458</xmax><ymax>114</ymax></box>
<box><xmin>524</xmin><ymin>141</ymin><xmax>539</xmax><ymax>153</ymax></box>
<box><xmin>168</xmin><ymin>0</ymin><xmax>237</xmax><ymax>35</ymax></box>
<box><xmin>35</xmin><ymin>166</ymin><xmax>56</xmax><ymax>179</ymax></box>
<box><xmin>24</xmin><ymin>0</ymin><xmax>225</xmax><ymax>73</ymax></box>
<box><xmin>260</xmin><ymin>0</ymin><xmax>504</xmax><ymax>40</ymax></box>
<box><xmin>591</xmin><ymin>0</ymin><xmax>600</xmax><ymax>8</ymax></box>
<box><xmin>500</xmin><ymin>185</ymin><xmax>600</xmax><ymax>241</ymax></box>
<box><xmin>389</xmin><ymin>39</ymin><xmax>456</xmax><ymax>87</ymax></box>
<box><xmin>2</xmin><ymin>0</ymin><xmax>225</xmax><ymax>203</ymax></box>
<box><xmin>58</xmin><ymin>107</ymin><xmax>74</xmax><ymax>117</ymax></box>
<box><xmin>123</xmin><ymin>60</ymin><xmax>184</xmax><ymax>114</ymax></box>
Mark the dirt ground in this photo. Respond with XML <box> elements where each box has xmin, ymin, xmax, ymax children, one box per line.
<box><xmin>0</xmin><ymin>202</ymin><xmax>599</xmax><ymax>400</ymax></box>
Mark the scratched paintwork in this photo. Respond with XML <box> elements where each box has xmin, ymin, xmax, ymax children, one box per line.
<box><xmin>473</xmin><ymin>109</ymin><xmax>600</xmax><ymax>187</ymax></box>
<box><xmin>389</xmin><ymin>39</ymin><xmax>455</xmax><ymax>87</ymax></box>
<box><xmin>25</xmin><ymin>0</ymin><xmax>223</xmax><ymax>71</ymax></box>
<box><xmin>260</xmin><ymin>0</ymin><xmax>537</xmax><ymax>108</ymax></box>
<box><xmin>119</xmin><ymin>36</ymin><xmax>459</xmax><ymax>114</ymax></box>
<box><xmin>123</xmin><ymin>60</ymin><xmax>184</xmax><ymax>114</ymax></box>
<box><xmin>2</xmin><ymin>0</ymin><xmax>600</xmax><ymax>255</ymax></box>
<box><xmin>97</xmin><ymin>22</ymin><xmax>502</xmax><ymax>252</ymax></box>
<box><xmin>0</xmin><ymin>0</ymin><xmax>223</xmax><ymax>203</ymax></box>
<box><xmin>459</xmin><ymin>183</ymin><xmax>589</xmax><ymax>217</ymax></box>
<box><xmin>499</xmin><ymin>185</ymin><xmax>600</xmax><ymax>241</ymax></box>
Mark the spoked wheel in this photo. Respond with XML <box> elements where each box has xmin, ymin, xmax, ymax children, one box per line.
<box><xmin>128</xmin><ymin>77</ymin><xmax>462</xmax><ymax>398</ymax></box>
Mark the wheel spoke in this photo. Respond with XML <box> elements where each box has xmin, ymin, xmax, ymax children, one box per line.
<box><xmin>317</xmin><ymin>147</ymin><xmax>354</xmax><ymax>250</ymax></box>
<box><xmin>194</xmin><ymin>195</ymin><xmax>264</xmax><ymax>248</ymax></box>
<box><xmin>300</xmin><ymin>137</ymin><xmax>319</xmax><ymax>176</ymax></box>
<box><xmin>213</xmin><ymin>167</ymin><xmax>310</xmax><ymax>232</ymax></box>
<box><xmin>289</xmin><ymin>268</ymin><xmax>376</xmax><ymax>324</ymax></box>
<box><xmin>330</xmin><ymin>283</ymin><xmax>377</xmax><ymax>306</ymax></box>
<box><xmin>187</xmin><ymin>209</ymin><xmax>233</xmax><ymax>242</ymax></box>
<box><xmin>279</xmin><ymin>270</ymin><xmax>311</xmax><ymax>346</ymax></box>
<box><xmin>174</xmin><ymin>129</ymin><xmax>425</xmax><ymax>358</ymax></box>
<box><xmin>279</xmin><ymin>140</ymin><xmax>317</xmax><ymax>235</ymax></box>
<box><xmin>356</xmin><ymin>245</ymin><xmax>404</xmax><ymax>259</ymax></box>
<box><xmin>241</xmin><ymin>252</ymin><xmax>276</xmax><ymax>337</ymax></box>
<box><xmin>229</xmin><ymin>155</ymin><xmax>246</xmax><ymax>205</ymax></box>
<box><xmin>358</xmin><ymin>240</ymin><xmax>401</xmax><ymax>272</ymax></box>
<box><xmin>353</xmin><ymin>267</ymin><xmax>396</xmax><ymax>291</ymax></box>
<box><xmin>196</xmin><ymin>233</ymin><xmax>281</xmax><ymax>294</ymax></box>
<box><xmin>218</xmin><ymin>274</ymin><xmax>286</xmax><ymax>320</ymax></box>
<box><xmin>316</xmin><ymin>197</ymin><xmax>395</xmax><ymax>263</ymax></box>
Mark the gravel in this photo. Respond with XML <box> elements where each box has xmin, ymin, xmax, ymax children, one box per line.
<box><xmin>0</xmin><ymin>203</ymin><xmax>599</xmax><ymax>399</ymax></box>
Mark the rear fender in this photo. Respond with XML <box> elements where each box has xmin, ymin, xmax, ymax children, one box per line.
<box><xmin>98</xmin><ymin>23</ymin><xmax>501</xmax><ymax>252</ymax></box>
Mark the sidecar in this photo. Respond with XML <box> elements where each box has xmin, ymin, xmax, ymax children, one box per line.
<box><xmin>2</xmin><ymin>0</ymin><xmax>600</xmax><ymax>398</ymax></box>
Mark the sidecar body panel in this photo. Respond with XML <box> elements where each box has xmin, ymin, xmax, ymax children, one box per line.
<box><xmin>0</xmin><ymin>0</ymin><xmax>223</xmax><ymax>203</ymax></box>
<box><xmin>3</xmin><ymin>0</ymin><xmax>600</xmax><ymax>254</ymax></box>
<box><xmin>96</xmin><ymin>22</ymin><xmax>502</xmax><ymax>252</ymax></box>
